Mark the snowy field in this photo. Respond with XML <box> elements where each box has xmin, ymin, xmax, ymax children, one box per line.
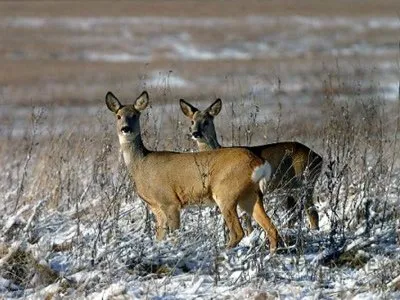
<box><xmin>1</xmin><ymin>1</ymin><xmax>400</xmax><ymax>299</ymax></box>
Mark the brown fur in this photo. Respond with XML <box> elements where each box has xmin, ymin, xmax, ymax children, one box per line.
<box><xmin>180</xmin><ymin>98</ymin><xmax>322</xmax><ymax>229</ymax></box>
<box><xmin>106</xmin><ymin>91</ymin><xmax>280</xmax><ymax>252</ymax></box>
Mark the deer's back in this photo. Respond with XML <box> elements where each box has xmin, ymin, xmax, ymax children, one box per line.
<box><xmin>133</xmin><ymin>148</ymin><xmax>262</xmax><ymax>207</ymax></box>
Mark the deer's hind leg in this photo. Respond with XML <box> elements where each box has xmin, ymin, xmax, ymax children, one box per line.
<box><xmin>293</xmin><ymin>153</ymin><xmax>321</xmax><ymax>230</ymax></box>
<box><xmin>165</xmin><ymin>204</ymin><xmax>181</xmax><ymax>233</ymax></box>
<box><xmin>238</xmin><ymin>191</ymin><xmax>280</xmax><ymax>253</ymax></box>
<box><xmin>284</xmin><ymin>186</ymin><xmax>319</xmax><ymax>230</ymax></box>
<box><xmin>242</xmin><ymin>213</ymin><xmax>254</xmax><ymax>236</ymax></box>
<box><xmin>304</xmin><ymin>187</ymin><xmax>319</xmax><ymax>230</ymax></box>
<box><xmin>286</xmin><ymin>195</ymin><xmax>297</xmax><ymax>228</ymax></box>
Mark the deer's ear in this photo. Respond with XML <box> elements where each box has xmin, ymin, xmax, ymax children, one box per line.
<box><xmin>207</xmin><ymin>98</ymin><xmax>222</xmax><ymax>116</ymax></box>
<box><xmin>134</xmin><ymin>91</ymin><xmax>149</xmax><ymax>111</ymax></box>
<box><xmin>179</xmin><ymin>99</ymin><xmax>198</xmax><ymax>118</ymax></box>
<box><xmin>105</xmin><ymin>92</ymin><xmax>122</xmax><ymax>113</ymax></box>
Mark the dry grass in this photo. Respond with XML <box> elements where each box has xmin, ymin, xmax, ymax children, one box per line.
<box><xmin>0</xmin><ymin>1</ymin><xmax>399</xmax><ymax>296</ymax></box>
<box><xmin>0</xmin><ymin>70</ymin><xmax>399</xmax><ymax>297</ymax></box>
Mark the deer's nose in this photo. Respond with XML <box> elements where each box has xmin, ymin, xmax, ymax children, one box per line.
<box><xmin>192</xmin><ymin>131</ymin><xmax>202</xmax><ymax>138</ymax></box>
<box><xmin>121</xmin><ymin>126</ymin><xmax>132</xmax><ymax>134</ymax></box>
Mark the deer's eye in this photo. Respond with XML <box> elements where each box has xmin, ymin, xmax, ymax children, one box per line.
<box><xmin>191</xmin><ymin>121</ymin><xmax>194</xmax><ymax>125</ymax></box>
<box><xmin>117</xmin><ymin>115</ymin><xmax>121</xmax><ymax>120</ymax></box>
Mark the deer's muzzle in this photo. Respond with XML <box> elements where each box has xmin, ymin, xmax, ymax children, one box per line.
<box><xmin>192</xmin><ymin>131</ymin><xmax>202</xmax><ymax>139</ymax></box>
<box><xmin>121</xmin><ymin>126</ymin><xmax>133</xmax><ymax>134</ymax></box>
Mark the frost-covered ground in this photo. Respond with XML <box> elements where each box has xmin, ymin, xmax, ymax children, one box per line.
<box><xmin>1</xmin><ymin>180</ymin><xmax>399</xmax><ymax>299</ymax></box>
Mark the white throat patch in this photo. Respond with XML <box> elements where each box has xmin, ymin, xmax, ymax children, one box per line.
<box><xmin>118</xmin><ymin>132</ymin><xmax>136</xmax><ymax>144</ymax></box>
<box><xmin>118</xmin><ymin>133</ymin><xmax>137</xmax><ymax>166</ymax></box>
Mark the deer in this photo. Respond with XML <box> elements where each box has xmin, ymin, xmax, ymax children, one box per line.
<box><xmin>105</xmin><ymin>90</ymin><xmax>281</xmax><ymax>253</ymax></box>
<box><xmin>179</xmin><ymin>98</ymin><xmax>323</xmax><ymax>230</ymax></box>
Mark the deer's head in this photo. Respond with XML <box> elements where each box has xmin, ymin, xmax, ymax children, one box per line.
<box><xmin>106</xmin><ymin>91</ymin><xmax>149</xmax><ymax>144</ymax></box>
<box><xmin>179</xmin><ymin>98</ymin><xmax>221</xmax><ymax>147</ymax></box>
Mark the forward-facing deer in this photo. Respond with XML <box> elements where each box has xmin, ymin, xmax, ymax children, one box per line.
<box><xmin>180</xmin><ymin>98</ymin><xmax>322</xmax><ymax>230</ymax></box>
<box><xmin>105</xmin><ymin>91</ymin><xmax>281</xmax><ymax>252</ymax></box>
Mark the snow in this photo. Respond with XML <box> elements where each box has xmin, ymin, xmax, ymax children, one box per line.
<box><xmin>0</xmin><ymin>192</ymin><xmax>399</xmax><ymax>298</ymax></box>
<box><xmin>147</xmin><ymin>71</ymin><xmax>192</xmax><ymax>89</ymax></box>
<box><xmin>2</xmin><ymin>16</ymin><xmax>399</xmax><ymax>64</ymax></box>
<box><xmin>84</xmin><ymin>52</ymin><xmax>151</xmax><ymax>63</ymax></box>
<box><xmin>9</xmin><ymin>182</ymin><xmax>393</xmax><ymax>298</ymax></box>
<box><xmin>3</xmin><ymin>16</ymin><xmax>400</xmax><ymax>31</ymax></box>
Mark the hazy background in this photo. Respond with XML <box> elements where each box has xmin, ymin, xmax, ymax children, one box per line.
<box><xmin>1</xmin><ymin>0</ymin><xmax>399</xmax><ymax>145</ymax></box>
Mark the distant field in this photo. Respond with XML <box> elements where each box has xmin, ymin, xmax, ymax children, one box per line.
<box><xmin>1</xmin><ymin>0</ymin><xmax>399</xmax><ymax>144</ymax></box>
<box><xmin>0</xmin><ymin>0</ymin><xmax>399</xmax><ymax>105</ymax></box>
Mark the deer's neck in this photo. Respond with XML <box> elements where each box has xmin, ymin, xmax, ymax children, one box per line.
<box><xmin>119</xmin><ymin>134</ymin><xmax>149</xmax><ymax>170</ymax></box>
<box><xmin>197</xmin><ymin>138</ymin><xmax>221</xmax><ymax>151</ymax></box>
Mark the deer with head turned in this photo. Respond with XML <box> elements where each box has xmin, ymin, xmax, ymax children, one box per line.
<box><xmin>105</xmin><ymin>91</ymin><xmax>281</xmax><ymax>252</ymax></box>
<box><xmin>180</xmin><ymin>98</ymin><xmax>322</xmax><ymax>230</ymax></box>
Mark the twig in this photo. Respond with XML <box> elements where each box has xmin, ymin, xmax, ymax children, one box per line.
<box><xmin>23</xmin><ymin>199</ymin><xmax>47</xmax><ymax>234</ymax></box>
<box><xmin>388</xmin><ymin>274</ymin><xmax>400</xmax><ymax>289</ymax></box>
